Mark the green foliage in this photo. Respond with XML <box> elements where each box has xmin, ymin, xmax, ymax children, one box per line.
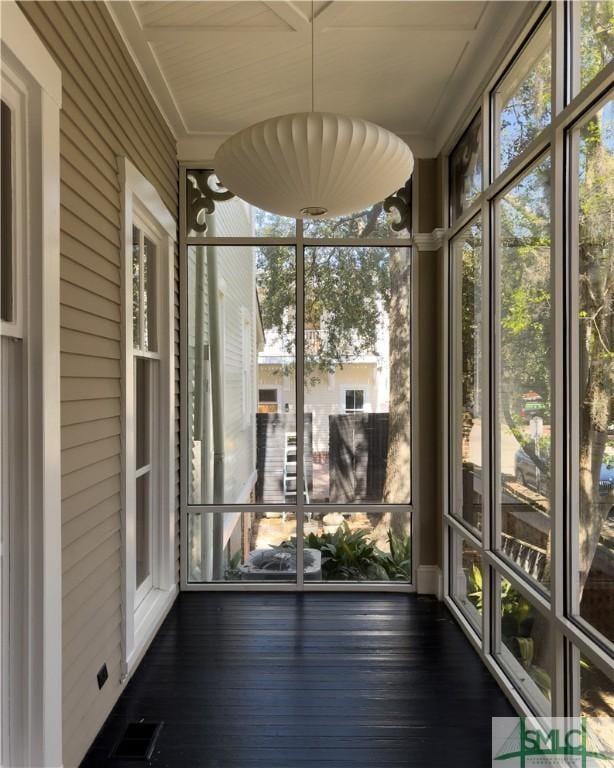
<box><xmin>579</xmin><ymin>1</ymin><xmax>614</xmax><ymax>90</ymax></box>
<box><xmin>378</xmin><ymin>529</ymin><xmax>412</xmax><ymax>581</ymax></box>
<box><xmin>224</xmin><ymin>549</ymin><xmax>243</xmax><ymax>580</ymax></box>
<box><xmin>254</xmin><ymin>204</ymin><xmax>404</xmax><ymax>380</ymax></box>
<box><xmin>282</xmin><ymin>521</ymin><xmax>411</xmax><ymax>582</ymax></box>
<box><xmin>466</xmin><ymin>563</ymin><xmax>483</xmax><ymax>612</ymax></box>
<box><xmin>465</xmin><ymin>566</ymin><xmax>550</xmax><ymax>696</ymax></box>
<box><xmin>498</xmin><ymin>27</ymin><xmax>551</xmax><ymax>168</ymax></box>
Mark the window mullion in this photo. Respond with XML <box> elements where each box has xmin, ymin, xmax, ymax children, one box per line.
<box><xmin>551</xmin><ymin>115</ymin><xmax>566</xmax><ymax>717</ymax></box>
<box><xmin>296</xmin><ymin>216</ymin><xmax>304</xmax><ymax>588</ymax></box>
<box><xmin>139</xmin><ymin>229</ymin><xmax>145</xmax><ymax>351</ymax></box>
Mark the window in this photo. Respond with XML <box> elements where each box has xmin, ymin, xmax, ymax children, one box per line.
<box><xmin>1</xmin><ymin>100</ymin><xmax>13</xmax><ymax>324</ymax></box>
<box><xmin>575</xmin><ymin>1</ymin><xmax>614</xmax><ymax>94</ymax></box>
<box><xmin>132</xmin><ymin>223</ymin><xmax>159</xmax><ymax>607</ymax></box>
<box><xmin>497</xmin><ymin>578</ymin><xmax>552</xmax><ymax>714</ymax></box>
<box><xmin>186</xmin><ymin>171</ymin><xmax>295</xmax><ymax>238</ymax></box>
<box><xmin>492</xmin><ymin>14</ymin><xmax>551</xmax><ymax>175</ymax></box>
<box><xmin>444</xmin><ymin>3</ymin><xmax>614</xmax><ymax>725</ymax></box>
<box><xmin>120</xmin><ymin>158</ymin><xmax>176</xmax><ymax>673</ymax></box>
<box><xmin>571</xmin><ymin>97</ymin><xmax>614</xmax><ymax>646</ymax></box>
<box><xmin>451</xmin><ymin>218</ymin><xmax>483</xmax><ymax>534</ymax></box>
<box><xmin>344</xmin><ymin>389</ymin><xmax>365</xmax><ymax>413</ymax></box>
<box><xmin>496</xmin><ymin>155</ymin><xmax>552</xmax><ymax>591</ymax></box>
<box><xmin>186</xmin><ymin>244</ymin><xmax>296</xmax><ymax>506</ymax></box>
<box><xmin>449</xmin><ymin>111</ymin><xmax>482</xmax><ymax>223</ymax></box>
<box><xmin>183</xmin><ymin>171</ymin><xmax>413</xmax><ymax>584</ymax></box>
<box><xmin>450</xmin><ymin>531</ymin><xmax>482</xmax><ymax>635</ymax></box>
<box><xmin>303</xmin><ymin>198</ymin><xmax>410</xmax><ymax>239</ymax></box>
<box><xmin>580</xmin><ymin>653</ymin><xmax>614</xmax><ymax>753</ymax></box>
<box><xmin>258</xmin><ymin>388</ymin><xmax>279</xmax><ymax>413</ymax></box>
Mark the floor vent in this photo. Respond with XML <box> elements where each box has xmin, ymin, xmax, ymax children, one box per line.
<box><xmin>110</xmin><ymin>721</ymin><xmax>163</xmax><ymax>761</ymax></box>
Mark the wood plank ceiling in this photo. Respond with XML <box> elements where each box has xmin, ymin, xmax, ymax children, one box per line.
<box><xmin>111</xmin><ymin>1</ymin><xmax>530</xmax><ymax>157</ymax></box>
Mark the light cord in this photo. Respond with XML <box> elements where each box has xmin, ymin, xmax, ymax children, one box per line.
<box><xmin>311</xmin><ymin>0</ymin><xmax>315</xmax><ymax>112</ymax></box>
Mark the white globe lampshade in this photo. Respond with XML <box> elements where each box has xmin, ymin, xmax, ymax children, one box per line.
<box><xmin>213</xmin><ymin>112</ymin><xmax>414</xmax><ymax>219</ymax></box>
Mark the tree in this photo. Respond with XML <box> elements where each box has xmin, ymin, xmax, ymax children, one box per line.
<box><xmin>255</xmin><ymin>202</ymin><xmax>411</xmax><ymax>513</ymax></box>
<box><xmin>576</xmin><ymin>103</ymin><xmax>614</xmax><ymax>597</ymax></box>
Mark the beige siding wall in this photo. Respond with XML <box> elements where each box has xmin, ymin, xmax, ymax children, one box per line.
<box><xmin>17</xmin><ymin>3</ymin><xmax>178</xmax><ymax>767</ymax></box>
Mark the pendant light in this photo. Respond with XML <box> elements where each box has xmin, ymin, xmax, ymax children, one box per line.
<box><xmin>213</xmin><ymin>2</ymin><xmax>413</xmax><ymax>219</ymax></box>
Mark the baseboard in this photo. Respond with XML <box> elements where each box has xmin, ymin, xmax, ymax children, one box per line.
<box><xmin>416</xmin><ymin>565</ymin><xmax>443</xmax><ymax>599</ymax></box>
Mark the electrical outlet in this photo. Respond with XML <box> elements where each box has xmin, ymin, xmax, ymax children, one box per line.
<box><xmin>97</xmin><ymin>663</ymin><xmax>109</xmax><ymax>690</ymax></box>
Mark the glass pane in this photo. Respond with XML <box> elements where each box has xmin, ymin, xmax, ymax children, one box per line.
<box><xmin>450</xmin><ymin>531</ymin><xmax>482</xmax><ymax>634</ymax></box>
<box><xmin>345</xmin><ymin>389</ymin><xmax>365</xmax><ymax>413</ymax></box>
<box><xmin>452</xmin><ymin>219</ymin><xmax>483</xmax><ymax>534</ymax></box>
<box><xmin>581</xmin><ymin>655</ymin><xmax>614</xmax><ymax>755</ymax></box>
<box><xmin>143</xmin><ymin>236</ymin><xmax>157</xmax><ymax>352</ymax></box>
<box><xmin>1</xmin><ymin>100</ymin><xmax>13</xmax><ymax>323</ymax></box>
<box><xmin>187</xmin><ymin>245</ymin><xmax>296</xmax><ymax>504</ymax></box>
<box><xmin>497</xmin><ymin>157</ymin><xmax>552</xmax><ymax>590</ymax></box>
<box><xmin>303</xmin><ymin>247</ymin><xmax>411</xmax><ymax>504</ymax></box>
<box><xmin>299</xmin><ymin>510</ymin><xmax>411</xmax><ymax>582</ymax></box>
<box><xmin>578</xmin><ymin>1</ymin><xmax>614</xmax><ymax>92</ymax></box>
<box><xmin>575</xmin><ymin>99</ymin><xmax>614</xmax><ymax>644</ymax></box>
<box><xmin>186</xmin><ymin>170</ymin><xmax>295</xmax><ymax>238</ymax></box>
<box><xmin>135</xmin><ymin>357</ymin><xmax>150</xmax><ymax>470</ymax></box>
<box><xmin>132</xmin><ymin>225</ymin><xmax>141</xmax><ymax>348</ymax></box>
<box><xmin>136</xmin><ymin>473</ymin><xmax>150</xmax><ymax>589</ymax></box>
<box><xmin>187</xmin><ymin>511</ymin><xmax>296</xmax><ymax>583</ymax></box>
<box><xmin>449</xmin><ymin>111</ymin><xmax>482</xmax><ymax>223</ymax></box>
<box><xmin>493</xmin><ymin>15</ymin><xmax>551</xmax><ymax>174</ymax></box>
<box><xmin>303</xmin><ymin>197</ymin><xmax>410</xmax><ymax>238</ymax></box>
<box><xmin>498</xmin><ymin>580</ymin><xmax>552</xmax><ymax>713</ymax></box>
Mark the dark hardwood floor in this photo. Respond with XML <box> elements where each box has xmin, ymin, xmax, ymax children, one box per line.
<box><xmin>80</xmin><ymin>593</ymin><xmax>514</xmax><ymax>768</ymax></box>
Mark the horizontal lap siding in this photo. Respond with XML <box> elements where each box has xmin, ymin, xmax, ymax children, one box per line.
<box><xmin>17</xmin><ymin>3</ymin><xmax>178</xmax><ymax>767</ymax></box>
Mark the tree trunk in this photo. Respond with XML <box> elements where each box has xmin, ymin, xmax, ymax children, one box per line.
<box><xmin>374</xmin><ymin>247</ymin><xmax>411</xmax><ymax>539</ymax></box>
<box><xmin>577</xmin><ymin>290</ymin><xmax>611</xmax><ymax>597</ymax></box>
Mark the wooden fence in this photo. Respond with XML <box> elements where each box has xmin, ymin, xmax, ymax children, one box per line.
<box><xmin>329</xmin><ymin>413</ymin><xmax>389</xmax><ymax>502</ymax></box>
<box><xmin>255</xmin><ymin>413</ymin><xmax>313</xmax><ymax>504</ymax></box>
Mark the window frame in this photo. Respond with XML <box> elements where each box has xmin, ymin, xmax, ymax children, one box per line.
<box><xmin>119</xmin><ymin>156</ymin><xmax>177</xmax><ymax>677</ymax></box>
<box><xmin>442</xmin><ymin>0</ymin><xmax>614</xmax><ymax>722</ymax></box>
<box><xmin>449</xmin><ymin>215</ymin><xmax>484</xmax><ymax>539</ymax></box>
<box><xmin>343</xmin><ymin>387</ymin><xmax>367</xmax><ymax>414</ymax></box>
<box><xmin>566</xmin><ymin>87</ymin><xmax>614</xmax><ymax>652</ymax></box>
<box><xmin>179</xmin><ymin>166</ymin><xmax>418</xmax><ymax>592</ymax></box>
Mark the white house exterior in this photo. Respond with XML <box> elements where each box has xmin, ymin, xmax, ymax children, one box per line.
<box><xmin>187</xmin><ymin>196</ymin><xmax>262</xmax><ymax>578</ymax></box>
<box><xmin>258</xmin><ymin>314</ymin><xmax>391</xmax><ymax>456</ymax></box>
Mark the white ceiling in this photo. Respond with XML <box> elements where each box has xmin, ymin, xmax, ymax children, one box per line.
<box><xmin>108</xmin><ymin>0</ymin><xmax>531</xmax><ymax>159</ymax></box>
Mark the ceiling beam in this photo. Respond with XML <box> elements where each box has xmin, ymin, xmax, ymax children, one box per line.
<box><xmin>106</xmin><ymin>0</ymin><xmax>186</xmax><ymax>136</ymax></box>
<box><xmin>263</xmin><ymin>1</ymin><xmax>310</xmax><ymax>31</ymax></box>
<box><xmin>313</xmin><ymin>1</ymin><xmax>338</xmax><ymax>26</ymax></box>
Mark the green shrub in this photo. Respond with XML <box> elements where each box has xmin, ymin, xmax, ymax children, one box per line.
<box><xmin>283</xmin><ymin>522</ymin><xmax>411</xmax><ymax>581</ymax></box>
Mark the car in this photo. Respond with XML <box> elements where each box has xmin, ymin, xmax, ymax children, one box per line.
<box><xmin>514</xmin><ymin>448</ymin><xmax>614</xmax><ymax>502</ymax></box>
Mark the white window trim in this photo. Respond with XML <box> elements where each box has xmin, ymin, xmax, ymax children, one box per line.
<box><xmin>118</xmin><ymin>156</ymin><xmax>177</xmax><ymax>679</ymax></box>
<box><xmin>1</xmin><ymin>3</ymin><xmax>62</xmax><ymax>766</ymax></box>
<box><xmin>341</xmin><ymin>386</ymin><xmax>369</xmax><ymax>414</ymax></box>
